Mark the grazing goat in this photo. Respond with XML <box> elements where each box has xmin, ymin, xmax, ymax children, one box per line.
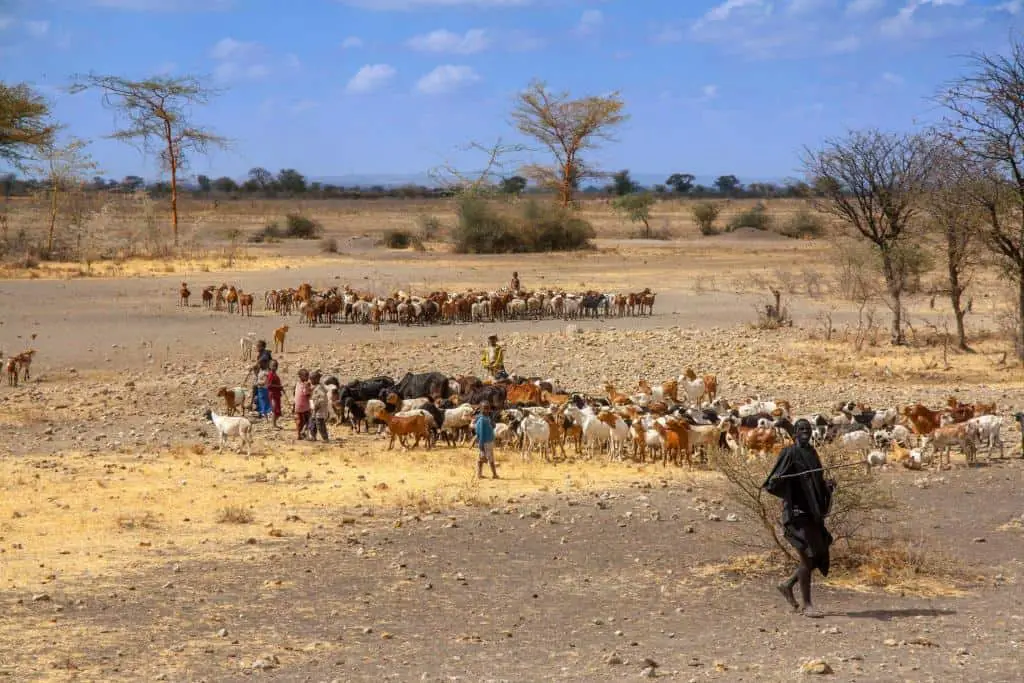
<box><xmin>920</xmin><ymin>422</ymin><xmax>979</xmax><ymax>468</ymax></box>
<box><xmin>5</xmin><ymin>357</ymin><xmax>18</xmax><ymax>387</ymax></box>
<box><xmin>238</xmin><ymin>292</ymin><xmax>254</xmax><ymax>317</ymax></box>
<box><xmin>217</xmin><ymin>386</ymin><xmax>248</xmax><ymax>416</ymax></box>
<box><xmin>901</xmin><ymin>404</ymin><xmax>944</xmax><ymax>436</ymax></box>
<box><xmin>379</xmin><ymin>411</ymin><xmax>432</xmax><ymax>450</ymax></box>
<box><xmin>201</xmin><ymin>286</ymin><xmax>215</xmax><ymax>308</ymax></box>
<box><xmin>205</xmin><ymin>408</ymin><xmax>253</xmax><ymax>457</ymax></box>
<box><xmin>518</xmin><ymin>413</ymin><xmax>552</xmax><ymax>461</ymax></box>
<box><xmin>966</xmin><ymin>415</ymin><xmax>1004</xmax><ymax>460</ymax></box>
<box><xmin>13</xmin><ymin>350</ymin><xmax>35</xmax><ymax>382</ymax></box>
<box><xmin>273</xmin><ymin>325</ymin><xmax>289</xmax><ymax>353</ymax></box>
<box><xmin>179</xmin><ymin>282</ymin><xmax>191</xmax><ymax>307</ymax></box>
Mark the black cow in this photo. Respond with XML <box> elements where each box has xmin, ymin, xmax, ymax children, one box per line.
<box><xmin>465</xmin><ymin>384</ymin><xmax>507</xmax><ymax>410</ymax></box>
<box><xmin>392</xmin><ymin>372</ymin><xmax>452</xmax><ymax>400</ymax></box>
<box><xmin>338</xmin><ymin>376</ymin><xmax>395</xmax><ymax>404</ymax></box>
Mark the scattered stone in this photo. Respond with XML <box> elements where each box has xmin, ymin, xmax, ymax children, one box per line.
<box><xmin>799</xmin><ymin>659</ymin><xmax>833</xmax><ymax>675</ymax></box>
<box><xmin>606</xmin><ymin>653</ymin><xmax>623</xmax><ymax>665</ymax></box>
<box><xmin>31</xmin><ymin>593</ymin><xmax>51</xmax><ymax>602</ymax></box>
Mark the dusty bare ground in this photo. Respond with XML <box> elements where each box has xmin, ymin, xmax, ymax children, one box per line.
<box><xmin>1</xmin><ymin>212</ymin><xmax>1024</xmax><ymax>681</ymax></box>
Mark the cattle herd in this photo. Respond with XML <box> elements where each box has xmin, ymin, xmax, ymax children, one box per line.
<box><xmin>217</xmin><ymin>366</ymin><xmax>1023</xmax><ymax>469</ymax></box>
<box><xmin>180</xmin><ymin>282</ymin><xmax>657</xmax><ymax>326</ymax></box>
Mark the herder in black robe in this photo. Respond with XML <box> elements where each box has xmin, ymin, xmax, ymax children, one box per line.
<box><xmin>762</xmin><ymin>419</ymin><xmax>835</xmax><ymax>618</ymax></box>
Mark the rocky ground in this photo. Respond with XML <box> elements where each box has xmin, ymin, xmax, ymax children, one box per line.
<box><xmin>1</xmin><ymin>245</ymin><xmax>1024</xmax><ymax>681</ymax></box>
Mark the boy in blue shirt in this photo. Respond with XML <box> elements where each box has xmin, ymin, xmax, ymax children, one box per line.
<box><xmin>474</xmin><ymin>403</ymin><xmax>498</xmax><ymax>479</ymax></box>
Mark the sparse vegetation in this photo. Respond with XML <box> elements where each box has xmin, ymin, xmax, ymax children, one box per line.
<box><xmin>284</xmin><ymin>213</ymin><xmax>321</xmax><ymax>239</ymax></box>
<box><xmin>216</xmin><ymin>505</ymin><xmax>254</xmax><ymax>524</ymax></box>
<box><xmin>320</xmin><ymin>236</ymin><xmax>339</xmax><ymax>253</ymax></box>
<box><xmin>418</xmin><ymin>214</ymin><xmax>443</xmax><ymax>241</ymax></box>
<box><xmin>777</xmin><ymin>208</ymin><xmax>826</xmax><ymax>239</ymax></box>
<box><xmin>727</xmin><ymin>203</ymin><xmax>774</xmax><ymax>232</ymax></box>
<box><xmin>691</xmin><ymin>201</ymin><xmax>722</xmax><ymax>235</ymax></box>
<box><xmin>452</xmin><ymin>195</ymin><xmax>595</xmax><ymax>253</ymax></box>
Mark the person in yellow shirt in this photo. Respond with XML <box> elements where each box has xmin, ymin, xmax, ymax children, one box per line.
<box><xmin>481</xmin><ymin>334</ymin><xmax>507</xmax><ymax>379</ymax></box>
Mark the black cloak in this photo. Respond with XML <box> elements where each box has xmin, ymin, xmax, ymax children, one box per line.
<box><xmin>762</xmin><ymin>444</ymin><xmax>834</xmax><ymax>576</ymax></box>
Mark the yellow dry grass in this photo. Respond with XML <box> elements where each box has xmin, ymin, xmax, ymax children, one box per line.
<box><xmin>0</xmin><ymin>439</ymin><xmax>703</xmax><ymax>591</ymax></box>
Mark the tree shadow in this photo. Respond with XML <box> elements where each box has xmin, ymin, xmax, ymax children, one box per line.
<box><xmin>842</xmin><ymin>608</ymin><xmax>956</xmax><ymax>621</ymax></box>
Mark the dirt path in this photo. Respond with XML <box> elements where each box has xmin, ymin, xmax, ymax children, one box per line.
<box><xmin>5</xmin><ymin>466</ymin><xmax>1023</xmax><ymax>682</ymax></box>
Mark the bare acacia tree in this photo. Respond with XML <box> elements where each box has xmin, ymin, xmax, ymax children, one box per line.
<box><xmin>937</xmin><ymin>38</ymin><xmax>1024</xmax><ymax>359</ymax></box>
<box><xmin>429</xmin><ymin>138</ymin><xmax>526</xmax><ymax>197</ymax></box>
<box><xmin>29</xmin><ymin>137</ymin><xmax>99</xmax><ymax>257</ymax></box>
<box><xmin>511</xmin><ymin>80</ymin><xmax>627</xmax><ymax>207</ymax></box>
<box><xmin>926</xmin><ymin>142</ymin><xmax>984</xmax><ymax>351</ymax></box>
<box><xmin>802</xmin><ymin>130</ymin><xmax>934</xmax><ymax>344</ymax></box>
<box><xmin>67</xmin><ymin>74</ymin><xmax>228</xmax><ymax>247</ymax></box>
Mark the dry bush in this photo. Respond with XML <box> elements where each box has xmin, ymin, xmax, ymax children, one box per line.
<box><xmin>727</xmin><ymin>203</ymin><xmax>773</xmax><ymax>232</ymax></box>
<box><xmin>418</xmin><ymin>214</ymin><xmax>443</xmax><ymax>241</ymax></box>
<box><xmin>691</xmin><ymin>201</ymin><xmax>722</xmax><ymax>236</ymax></box>
<box><xmin>216</xmin><ymin>505</ymin><xmax>254</xmax><ymax>524</ymax></box>
<box><xmin>776</xmin><ymin>209</ymin><xmax>826</xmax><ymax>239</ymax></box>
<box><xmin>285</xmin><ymin>213</ymin><xmax>321</xmax><ymax>239</ymax></box>
<box><xmin>710</xmin><ymin>444</ymin><xmax>896</xmax><ymax>562</ymax></box>
<box><xmin>116</xmin><ymin>511</ymin><xmax>161</xmax><ymax>531</ymax></box>
<box><xmin>452</xmin><ymin>196</ymin><xmax>594</xmax><ymax>253</ymax></box>
<box><xmin>320</xmin><ymin>236</ymin><xmax>339</xmax><ymax>253</ymax></box>
<box><xmin>751</xmin><ymin>288</ymin><xmax>793</xmax><ymax>330</ymax></box>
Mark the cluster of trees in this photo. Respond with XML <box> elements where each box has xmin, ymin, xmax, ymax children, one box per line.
<box><xmin>802</xmin><ymin>39</ymin><xmax>1024</xmax><ymax>359</ymax></box>
<box><xmin>2</xmin><ymin>36</ymin><xmax>1024</xmax><ymax>358</ymax></box>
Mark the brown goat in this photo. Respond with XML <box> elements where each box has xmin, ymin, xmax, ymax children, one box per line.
<box><xmin>273</xmin><ymin>325</ymin><xmax>289</xmax><ymax>353</ymax></box>
<box><xmin>238</xmin><ymin>291</ymin><xmax>254</xmax><ymax>317</ymax></box>
<box><xmin>380</xmin><ymin>412</ymin><xmax>432</xmax><ymax>450</ymax></box>
<box><xmin>179</xmin><ymin>282</ymin><xmax>191</xmax><ymax>307</ymax></box>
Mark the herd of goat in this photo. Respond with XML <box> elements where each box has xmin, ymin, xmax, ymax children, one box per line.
<box><xmin>210</xmin><ymin>368</ymin><xmax>1023</xmax><ymax>469</ymax></box>
<box><xmin>179</xmin><ymin>282</ymin><xmax>657</xmax><ymax>326</ymax></box>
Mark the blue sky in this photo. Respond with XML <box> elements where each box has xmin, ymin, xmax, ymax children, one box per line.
<box><xmin>1</xmin><ymin>0</ymin><xmax>1021</xmax><ymax>184</ymax></box>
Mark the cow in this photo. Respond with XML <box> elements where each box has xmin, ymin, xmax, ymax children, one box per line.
<box><xmin>392</xmin><ymin>372</ymin><xmax>453</xmax><ymax>401</ymax></box>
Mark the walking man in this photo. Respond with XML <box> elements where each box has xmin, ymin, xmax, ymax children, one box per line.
<box><xmin>762</xmin><ymin>418</ymin><xmax>835</xmax><ymax>618</ymax></box>
<box><xmin>474</xmin><ymin>404</ymin><xmax>498</xmax><ymax>479</ymax></box>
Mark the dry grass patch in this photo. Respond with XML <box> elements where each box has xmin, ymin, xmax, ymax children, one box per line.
<box><xmin>0</xmin><ymin>440</ymin><xmax>701</xmax><ymax>591</ymax></box>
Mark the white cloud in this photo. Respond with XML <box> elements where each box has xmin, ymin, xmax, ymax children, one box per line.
<box><xmin>881</xmin><ymin>71</ymin><xmax>904</xmax><ymax>85</ymax></box>
<box><xmin>284</xmin><ymin>53</ymin><xmax>302</xmax><ymax>69</ymax></box>
<box><xmin>0</xmin><ymin>16</ymin><xmax>14</xmax><ymax>30</ymax></box>
<box><xmin>414</xmin><ymin>65</ymin><xmax>481</xmax><ymax>94</ymax></box>
<box><xmin>345</xmin><ymin>64</ymin><xmax>397</xmax><ymax>93</ymax></box>
<box><xmin>845</xmin><ymin>0</ymin><xmax>883</xmax><ymax>13</ymax></box>
<box><xmin>702</xmin><ymin>0</ymin><xmax>767</xmax><ymax>23</ymax></box>
<box><xmin>878</xmin><ymin>0</ymin><xmax>968</xmax><ymax>39</ymax></box>
<box><xmin>210</xmin><ymin>37</ymin><xmax>260</xmax><ymax>60</ymax></box>
<box><xmin>341</xmin><ymin>36</ymin><xmax>364</xmax><ymax>48</ymax></box>
<box><xmin>336</xmin><ymin>0</ymin><xmax>533</xmax><ymax>8</ymax></box>
<box><xmin>995</xmin><ymin>0</ymin><xmax>1022</xmax><ymax>13</ymax></box>
<box><xmin>25</xmin><ymin>20</ymin><xmax>50</xmax><ymax>37</ymax></box>
<box><xmin>573</xmin><ymin>9</ymin><xmax>603</xmax><ymax>36</ymax></box>
<box><xmin>701</xmin><ymin>84</ymin><xmax>719</xmax><ymax>100</ymax></box>
<box><xmin>505</xmin><ymin>30</ymin><xmax>544</xmax><ymax>51</ymax></box>
<box><xmin>407</xmin><ymin>28</ymin><xmax>489</xmax><ymax>54</ymax></box>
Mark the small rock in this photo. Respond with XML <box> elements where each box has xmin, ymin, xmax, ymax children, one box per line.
<box><xmin>606</xmin><ymin>653</ymin><xmax>623</xmax><ymax>665</ymax></box>
<box><xmin>799</xmin><ymin>659</ymin><xmax>833</xmax><ymax>675</ymax></box>
<box><xmin>32</xmin><ymin>593</ymin><xmax>51</xmax><ymax>602</ymax></box>
<box><xmin>972</xmin><ymin>537</ymin><xmax>986</xmax><ymax>543</ymax></box>
<box><xmin>725</xmin><ymin>513</ymin><xmax>739</xmax><ymax>522</ymax></box>
<box><xmin>883</xmin><ymin>638</ymin><xmax>899</xmax><ymax>647</ymax></box>
<box><xmin>707</xmin><ymin>513</ymin><xmax>721</xmax><ymax>522</ymax></box>
<box><xmin>640</xmin><ymin>665</ymin><xmax>657</xmax><ymax>678</ymax></box>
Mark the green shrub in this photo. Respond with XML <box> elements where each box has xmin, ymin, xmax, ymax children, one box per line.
<box><xmin>379</xmin><ymin>229</ymin><xmax>425</xmax><ymax>251</ymax></box>
<box><xmin>451</xmin><ymin>196</ymin><xmax>594</xmax><ymax>254</ymax></box>
<box><xmin>691</xmin><ymin>202</ymin><xmax>722</xmax><ymax>236</ymax></box>
<box><xmin>777</xmin><ymin>209</ymin><xmax>826</xmax><ymax>239</ymax></box>
<box><xmin>728</xmin><ymin>203</ymin><xmax>773</xmax><ymax>232</ymax></box>
<box><xmin>284</xmin><ymin>213</ymin><xmax>321</xmax><ymax>239</ymax></box>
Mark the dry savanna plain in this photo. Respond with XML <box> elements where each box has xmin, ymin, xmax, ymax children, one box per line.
<box><xmin>1</xmin><ymin>196</ymin><xmax>1024</xmax><ymax>682</ymax></box>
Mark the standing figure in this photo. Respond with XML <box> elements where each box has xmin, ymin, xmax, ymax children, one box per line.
<box><xmin>309</xmin><ymin>370</ymin><xmax>330</xmax><ymax>442</ymax></box>
<box><xmin>510</xmin><ymin>271</ymin><xmax>520</xmax><ymax>292</ymax></box>
<box><xmin>294</xmin><ymin>369</ymin><xmax>312</xmax><ymax>440</ymax></box>
<box><xmin>481</xmin><ymin>334</ymin><xmax>507</xmax><ymax>380</ymax></box>
<box><xmin>762</xmin><ymin>418</ymin><xmax>835</xmax><ymax>618</ymax></box>
<box><xmin>474</xmin><ymin>404</ymin><xmax>498</xmax><ymax>479</ymax></box>
<box><xmin>266</xmin><ymin>360</ymin><xmax>283</xmax><ymax>429</ymax></box>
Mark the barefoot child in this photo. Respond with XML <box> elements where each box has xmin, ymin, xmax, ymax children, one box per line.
<box><xmin>294</xmin><ymin>369</ymin><xmax>312</xmax><ymax>440</ymax></box>
<box><xmin>267</xmin><ymin>360</ymin><xmax>283</xmax><ymax>429</ymax></box>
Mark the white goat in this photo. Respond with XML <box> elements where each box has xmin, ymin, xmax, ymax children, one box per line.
<box><xmin>440</xmin><ymin>403</ymin><xmax>476</xmax><ymax>444</ymax></box>
<box><xmin>205</xmin><ymin>408</ymin><xmax>253</xmax><ymax>457</ymax></box>
<box><xmin>966</xmin><ymin>415</ymin><xmax>1004</xmax><ymax>460</ymax></box>
<box><xmin>518</xmin><ymin>413</ymin><xmax>551</xmax><ymax>461</ymax></box>
<box><xmin>240</xmin><ymin>333</ymin><xmax>257</xmax><ymax>361</ymax></box>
